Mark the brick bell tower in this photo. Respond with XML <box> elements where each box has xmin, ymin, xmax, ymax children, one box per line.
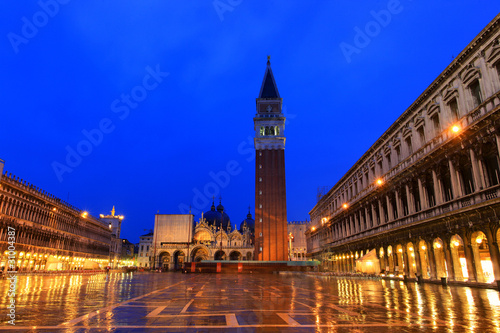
<box><xmin>254</xmin><ymin>56</ymin><xmax>288</xmax><ymax>261</ymax></box>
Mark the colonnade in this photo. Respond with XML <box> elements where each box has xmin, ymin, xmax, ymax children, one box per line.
<box><xmin>328</xmin><ymin>225</ymin><xmax>500</xmax><ymax>284</ymax></box>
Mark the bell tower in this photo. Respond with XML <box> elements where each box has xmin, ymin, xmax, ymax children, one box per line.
<box><xmin>254</xmin><ymin>56</ymin><xmax>288</xmax><ymax>261</ymax></box>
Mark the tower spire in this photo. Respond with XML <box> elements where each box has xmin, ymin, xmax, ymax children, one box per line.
<box><xmin>258</xmin><ymin>56</ymin><xmax>280</xmax><ymax>99</ymax></box>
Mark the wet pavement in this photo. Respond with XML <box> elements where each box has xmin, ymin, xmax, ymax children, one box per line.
<box><xmin>0</xmin><ymin>272</ymin><xmax>499</xmax><ymax>332</ymax></box>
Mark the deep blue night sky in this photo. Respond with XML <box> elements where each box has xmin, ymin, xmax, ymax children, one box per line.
<box><xmin>1</xmin><ymin>1</ymin><xmax>499</xmax><ymax>242</ymax></box>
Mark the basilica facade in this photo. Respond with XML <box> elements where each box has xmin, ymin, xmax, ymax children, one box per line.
<box><xmin>140</xmin><ymin>200</ymin><xmax>254</xmax><ymax>270</ymax></box>
<box><xmin>307</xmin><ymin>14</ymin><xmax>500</xmax><ymax>287</ymax></box>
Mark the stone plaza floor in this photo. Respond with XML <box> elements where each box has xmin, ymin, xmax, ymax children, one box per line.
<box><xmin>0</xmin><ymin>272</ymin><xmax>499</xmax><ymax>332</ymax></box>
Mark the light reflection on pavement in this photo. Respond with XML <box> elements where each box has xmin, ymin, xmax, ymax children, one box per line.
<box><xmin>0</xmin><ymin>272</ymin><xmax>499</xmax><ymax>332</ymax></box>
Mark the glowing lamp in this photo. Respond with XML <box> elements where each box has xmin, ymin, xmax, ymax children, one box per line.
<box><xmin>453</xmin><ymin>241</ymin><xmax>460</xmax><ymax>247</ymax></box>
<box><xmin>376</xmin><ymin>178</ymin><xmax>384</xmax><ymax>186</ymax></box>
<box><xmin>451</xmin><ymin>125</ymin><xmax>460</xmax><ymax>133</ymax></box>
<box><xmin>342</xmin><ymin>203</ymin><xmax>348</xmax><ymax>209</ymax></box>
<box><xmin>476</xmin><ymin>237</ymin><xmax>483</xmax><ymax>244</ymax></box>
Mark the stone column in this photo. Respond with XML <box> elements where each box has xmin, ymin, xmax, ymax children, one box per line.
<box><xmin>427</xmin><ymin>244</ymin><xmax>437</xmax><ymax>279</ymax></box>
<box><xmin>395</xmin><ymin>189</ymin><xmax>402</xmax><ymax>218</ymax></box>
<box><xmin>432</xmin><ymin>170</ymin><xmax>443</xmax><ymax>205</ymax></box>
<box><xmin>485</xmin><ymin>228</ymin><xmax>500</xmax><ymax>283</ymax></box>
<box><xmin>406</xmin><ymin>184</ymin><xmax>415</xmax><ymax>214</ymax></box>
<box><xmin>402</xmin><ymin>247</ymin><xmax>410</xmax><ymax>277</ymax></box>
<box><xmin>447</xmin><ymin>159</ymin><xmax>459</xmax><ymax>199</ymax></box>
<box><xmin>471</xmin><ymin>242</ymin><xmax>485</xmax><ymax>283</ymax></box>
<box><xmin>391</xmin><ymin>250</ymin><xmax>398</xmax><ymax>274</ymax></box>
<box><xmin>413</xmin><ymin>242</ymin><xmax>423</xmax><ymax>279</ymax></box>
<box><xmin>418</xmin><ymin>178</ymin><xmax>426</xmax><ymax>210</ymax></box>
<box><xmin>386</xmin><ymin>195</ymin><xmax>394</xmax><ymax>221</ymax></box>
<box><xmin>379</xmin><ymin>251</ymin><xmax>386</xmax><ymax>273</ymax></box>
<box><xmin>378</xmin><ymin>199</ymin><xmax>386</xmax><ymax>225</ymax></box>
<box><xmin>469</xmin><ymin>148</ymin><xmax>483</xmax><ymax>191</ymax></box>
<box><xmin>462</xmin><ymin>233</ymin><xmax>478</xmax><ymax>282</ymax></box>
<box><xmin>371</xmin><ymin>203</ymin><xmax>377</xmax><ymax>227</ymax></box>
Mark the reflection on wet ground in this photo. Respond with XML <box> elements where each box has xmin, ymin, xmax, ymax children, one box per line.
<box><xmin>0</xmin><ymin>272</ymin><xmax>499</xmax><ymax>332</ymax></box>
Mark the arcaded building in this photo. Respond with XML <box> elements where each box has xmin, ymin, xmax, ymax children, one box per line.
<box><xmin>0</xmin><ymin>159</ymin><xmax>112</xmax><ymax>271</ymax></box>
<box><xmin>307</xmin><ymin>14</ymin><xmax>500</xmax><ymax>286</ymax></box>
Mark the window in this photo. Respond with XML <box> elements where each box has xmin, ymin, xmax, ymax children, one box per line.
<box><xmin>449</xmin><ymin>99</ymin><xmax>459</xmax><ymax>122</ymax></box>
<box><xmin>259</xmin><ymin>151</ymin><xmax>262</xmax><ymax>156</ymax></box>
<box><xmin>259</xmin><ymin>218</ymin><xmax>262</xmax><ymax>222</ymax></box>
<box><xmin>259</xmin><ymin>190</ymin><xmax>262</xmax><ymax>195</ymax></box>
<box><xmin>260</xmin><ymin>127</ymin><xmax>265</xmax><ymax>136</ymax></box>
<box><xmin>431</xmin><ymin>114</ymin><xmax>440</xmax><ymax>135</ymax></box>
<box><xmin>275</xmin><ymin>126</ymin><xmax>280</xmax><ymax>135</ymax></box>
<box><xmin>461</xmin><ymin>167</ymin><xmax>475</xmax><ymax>195</ymax></box>
<box><xmin>259</xmin><ymin>177</ymin><xmax>262</xmax><ymax>182</ymax></box>
<box><xmin>484</xmin><ymin>154</ymin><xmax>500</xmax><ymax>187</ymax></box>
<box><xmin>401</xmin><ymin>189</ymin><xmax>409</xmax><ymax>216</ymax></box>
<box><xmin>496</xmin><ymin>62</ymin><xmax>500</xmax><ymax>78</ymax></box>
<box><xmin>405</xmin><ymin>137</ymin><xmax>413</xmax><ymax>155</ymax></box>
<box><xmin>417</xmin><ymin>127</ymin><xmax>425</xmax><ymax>146</ymax></box>
<box><xmin>387</xmin><ymin>154</ymin><xmax>391</xmax><ymax>169</ymax></box>
<box><xmin>259</xmin><ymin>204</ymin><xmax>262</xmax><ymax>208</ymax></box>
<box><xmin>259</xmin><ymin>164</ymin><xmax>262</xmax><ymax>169</ymax></box>
<box><xmin>259</xmin><ymin>232</ymin><xmax>263</xmax><ymax>237</ymax></box>
<box><xmin>395</xmin><ymin>146</ymin><xmax>401</xmax><ymax>163</ymax></box>
<box><xmin>469</xmin><ymin>80</ymin><xmax>482</xmax><ymax>108</ymax></box>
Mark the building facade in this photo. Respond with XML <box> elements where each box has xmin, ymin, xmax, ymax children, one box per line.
<box><xmin>137</xmin><ymin>231</ymin><xmax>153</xmax><ymax>268</ymax></box>
<box><xmin>307</xmin><ymin>14</ymin><xmax>500</xmax><ymax>286</ymax></box>
<box><xmin>254</xmin><ymin>57</ymin><xmax>288</xmax><ymax>261</ymax></box>
<box><xmin>150</xmin><ymin>201</ymin><xmax>254</xmax><ymax>270</ymax></box>
<box><xmin>288</xmin><ymin>220</ymin><xmax>310</xmax><ymax>261</ymax></box>
<box><xmin>0</xmin><ymin>160</ymin><xmax>112</xmax><ymax>271</ymax></box>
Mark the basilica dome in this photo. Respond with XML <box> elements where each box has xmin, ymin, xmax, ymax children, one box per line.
<box><xmin>204</xmin><ymin>200</ymin><xmax>231</xmax><ymax>229</ymax></box>
<box><xmin>240</xmin><ymin>210</ymin><xmax>255</xmax><ymax>232</ymax></box>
